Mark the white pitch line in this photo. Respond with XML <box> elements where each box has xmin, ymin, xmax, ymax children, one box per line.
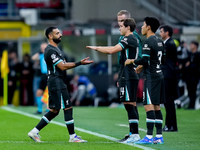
<box><xmin>1</xmin><ymin>106</ymin><xmax>155</xmax><ymax>150</ymax></box>
<box><xmin>116</xmin><ymin>124</ymin><xmax>147</xmax><ymax>132</ymax></box>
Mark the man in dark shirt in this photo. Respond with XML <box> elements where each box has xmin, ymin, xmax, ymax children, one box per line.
<box><xmin>28</xmin><ymin>27</ymin><xmax>93</xmax><ymax>143</ymax></box>
<box><xmin>125</xmin><ymin>17</ymin><xmax>165</xmax><ymax>144</ymax></box>
<box><xmin>87</xmin><ymin>18</ymin><xmax>141</xmax><ymax>143</ymax></box>
<box><xmin>160</xmin><ymin>25</ymin><xmax>178</xmax><ymax>132</ymax></box>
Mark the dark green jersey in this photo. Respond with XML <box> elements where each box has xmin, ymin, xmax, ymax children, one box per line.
<box><xmin>118</xmin><ymin>34</ymin><xmax>139</xmax><ymax>81</ymax></box>
<box><xmin>44</xmin><ymin>44</ymin><xmax>67</xmax><ymax>90</ymax></box>
<box><xmin>118</xmin><ymin>30</ymin><xmax>142</xmax><ymax>63</ymax></box>
<box><xmin>134</xmin><ymin>35</ymin><xmax>165</xmax><ymax>79</ymax></box>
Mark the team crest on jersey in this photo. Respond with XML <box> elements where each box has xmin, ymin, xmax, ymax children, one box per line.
<box><xmin>51</xmin><ymin>54</ymin><xmax>56</xmax><ymax>59</ymax></box>
<box><xmin>121</xmin><ymin>38</ymin><xmax>128</xmax><ymax>44</ymax></box>
<box><xmin>51</xmin><ymin>54</ymin><xmax>59</xmax><ymax>63</ymax></box>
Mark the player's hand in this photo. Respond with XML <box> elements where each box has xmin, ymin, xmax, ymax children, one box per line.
<box><xmin>86</xmin><ymin>46</ymin><xmax>98</xmax><ymax>50</ymax></box>
<box><xmin>117</xmin><ymin>82</ymin><xmax>119</xmax><ymax>87</ymax></box>
<box><xmin>185</xmin><ymin>61</ymin><xmax>190</xmax><ymax>67</ymax></box>
<box><xmin>81</xmin><ymin>57</ymin><xmax>94</xmax><ymax>65</ymax></box>
<box><xmin>136</xmin><ymin>65</ymin><xmax>143</xmax><ymax>74</ymax></box>
<box><xmin>125</xmin><ymin>59</ymin><xmax>134</xmax><ymax>66</ymax></box>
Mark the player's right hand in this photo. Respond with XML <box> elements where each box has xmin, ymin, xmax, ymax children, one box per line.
<box><xmin>86</xmin><ymin>46</ymin><xmax>97</xmax><ymax>50</ymax></box>
<box><xmin>81</xmin><ymin>57</ymin><xmax>94</xmax><ymax>65</ymax></box>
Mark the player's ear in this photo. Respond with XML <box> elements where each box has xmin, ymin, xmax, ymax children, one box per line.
<box><xmin>147</xmin><ymin>25</ymin><xmax>151</xmax><ymax>31</ymax></box>
<box><xmin>48</xmin><ymin>33</ymin><xmax>53</xmax><ymax>39</ymax></box>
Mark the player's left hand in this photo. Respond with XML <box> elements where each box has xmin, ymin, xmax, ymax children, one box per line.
<box><xmin>86</xmin><ymin>46</ymin><xmax>98</xmax><ymax>50</ymax></box>
<box><xmin>124</xmin><ymin>59</ymin><xmax>134</xmax><ymax>66</ymax></box>
<box><xmin>81</xmin><ymin>57</ymin><xmax>94</xmax><ymax>65</ymax></box>
<box><xmin>136</xmin><ymin>65</ymin><xmax>143</xmax><ymax>74</ymax></box>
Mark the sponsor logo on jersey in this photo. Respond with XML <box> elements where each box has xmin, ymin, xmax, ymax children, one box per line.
<box><xmin>143</xmin><ymin>44</ymin><xmax>150</xmax><ymax>50</ymax></box>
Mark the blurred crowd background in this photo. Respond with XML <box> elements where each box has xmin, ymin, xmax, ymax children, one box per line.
<box><xmin>0</xmin><ymin>0</ymin><xmax>200</xmax><ymax>110</ymax></box>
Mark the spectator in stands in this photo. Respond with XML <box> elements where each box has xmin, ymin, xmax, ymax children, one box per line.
<box><xmin>70</xmin><ymin>75</ymin><xmax>97</xmax><ymax>106</ymax></box>
<box><xmin>19</xmin><ymin>53</ymin><xmax>34</xmax><ymax>106</ymax></box>
<box><xmin>177</xmin><ymin>41</ymin><xmax>189</xmax><ymax>81</ymax></box>
<box><xmin>176</xmin><ymin>41</ymin><xmax>189</xmax><ymax>96</ymax></box>
<box><xmin>8</xmin><ymin>51</ymin><xmax>19</xmax><ymax>105</ymax></box>
<box><xmin>107</xmin><ymin>73</ymin><xmax>119</xmax><ymax>105</ymax></box>
<box><xmin>185</xmin><ymin>41</ymin><xmax>200</xmax><ymax>109</ymax></box>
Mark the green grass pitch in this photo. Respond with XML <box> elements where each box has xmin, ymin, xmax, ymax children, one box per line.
<box><xmin>0</xmin><ymin>105</ymin><xmax>200</xmax><ymax>150</ymax></box>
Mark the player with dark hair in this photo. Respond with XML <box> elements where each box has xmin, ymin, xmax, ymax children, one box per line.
<box><xmin>28</xmin><ymin>26</ymin><xmax>93</xmax><ymax>143</ymax></box>
<box><xmin>160</xmin><ymin>24</ymin><xmax>178</xmax><ymax>132</ymax></box>
<box><xmin>125</xmin><ymin>17</ymin><xmax>165</xmax><ymax>144</ymax></box>
<box><xmin>116</xmin><ymin>10</ymin><xmax>143</xmax><ymax>143</ymax></box>
<box><xmin>87</xmin><ymin>18</ymin><xmax>141</xmax><ymax>143</ymax></box>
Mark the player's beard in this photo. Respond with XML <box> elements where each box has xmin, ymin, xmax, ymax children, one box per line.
<box><xmin>53</xmin><ymin>37</ymin><xmax>61</xmax><ymax>44</ymax></box>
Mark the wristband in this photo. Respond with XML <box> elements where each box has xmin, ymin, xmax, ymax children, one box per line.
<box><xmin>75</xmin><ymin>61</ymin><xmax>82</xmax><ymax>66</ymax></box>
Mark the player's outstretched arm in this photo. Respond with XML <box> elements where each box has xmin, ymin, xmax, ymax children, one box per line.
<box><xmin>86</xmin><ymin>45</ymin><xmax>122</xmax><ymax>54</ymax></box>
<box><xmin>86</xmin><ymin>46</ymin><xmax>98</xmax><ymax>50</ymax></box>
<box><xmin>57</xmin><ymin>57</ymin><xmax>93</xmax><ymax>70</ymax></box>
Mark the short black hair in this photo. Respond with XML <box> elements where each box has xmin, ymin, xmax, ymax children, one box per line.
<box><xmin>45</xmin><ymin>27</ymin><xmax>57</xmax><ymax>39</ymax></box>
<box><xmin>160</xmin><ymin>25</ymin><xmax>173</xmax><ymax>36</ymax></box>
<box><xmin>191</xmin><ymin>40</ymin><xmax>199</xmax><ymax>48</ymax></box>
<box><xmin>123</xmin><ymin>18</ymin><xmax>136</xmax><ymax>32</ymax></box>
<box><xmin>144</xmin><ymin>17</ymin><xmax>160</xmax><ymax>33</ymax></box>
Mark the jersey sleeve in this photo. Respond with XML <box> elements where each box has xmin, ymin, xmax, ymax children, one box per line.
<box><xmin>47</xmin><ymin>49</ymin><xmax>63</xmax><ymax>66</ymax></box>
<box><xmin>133</xmin><ymin>30</ymin><xmax>142</xmax><ymax>59</ymax></box>
<box><xmin>134</xmin><ymin>40</ymin><xmax>150</xmax><ymax>66</ymax></box>
<box><xmin>118</xmin><ymin>36</ymin><xmax>129</xmax><ymax>49</ymax></box>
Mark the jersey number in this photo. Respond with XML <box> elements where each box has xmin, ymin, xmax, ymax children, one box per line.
<box><xmin>156</xmin><ymin>51</ymin><xmax>162</xmax><ymax>69</ymax></box>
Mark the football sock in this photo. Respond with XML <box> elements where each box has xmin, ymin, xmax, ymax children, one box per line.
<box><xmin>156</xmin><ymin>134</ymin><xmax>162</xmax><ymax>138</ymax></box>
<box><xmin>146</xmin><ymin>135</ymin><xmax>153</xmax><ymax>139</ymax></box>
<box><xmin>64</xmin><ymin>108</ymin><xmax>75</xmax><ymax>135</ymax></box>
<box><xmin>155</xmin><ymin>110</ymin><xmax>163</xmax><ymax>135</ymax></box>
<box><xmin>70</xmin><ymin>133</ymin><xmax>76</xmax><ymax>139</ymax></box>
<box><xmin>124</xmin><ymin>104</ymin><xmax>139</xmax><ymax>134</ymax></box>
<box><xmin>31</xmin><ymin>127</ymin><xmax>39</xmax><ymax>134</ymax></box>
<box><xmin>134</xmin><ymin>106</ymin><xmax>139</xmax><ymax>120</ymax></box>
<box><xmin>35</xmin><ymin>111</ymin><xmax>59</xmax><ymax>131</ymax></box>
<box><xmin>146</xmin><ymin>110</ymin><xmax>155</xmax><ymax>136</ymax></box>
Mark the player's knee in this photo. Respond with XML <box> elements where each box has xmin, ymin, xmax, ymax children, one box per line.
<box><xmin>50</xmin><ymin>109</ymin><xmax>60</xmax><ymax>114</ymax></box>
<box><xmin>123</xmin><ymin>102</ymin><xmax>136</xmax><ymax>106</ymax></box>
